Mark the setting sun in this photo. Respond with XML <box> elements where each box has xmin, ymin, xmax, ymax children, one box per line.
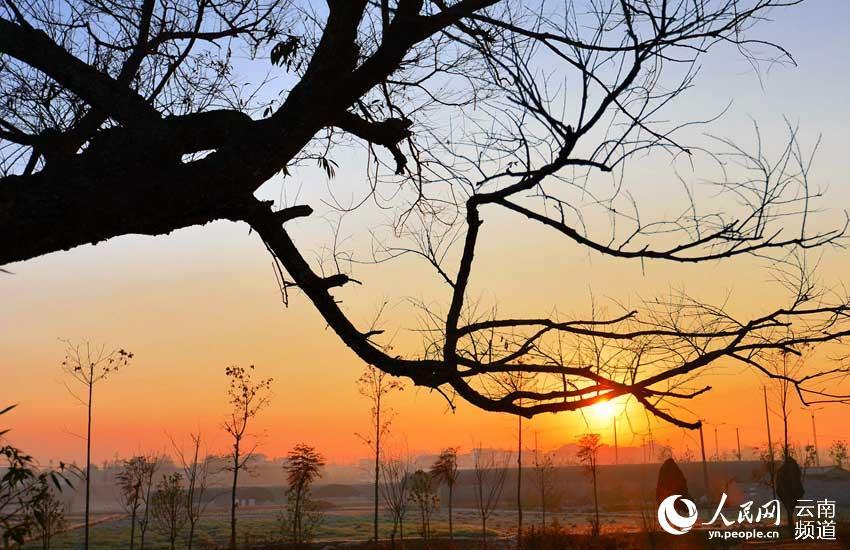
<box><xmin>588</xmin><ymin>399</ymin><xmax>619</xmax><ymax>423</ymax></box>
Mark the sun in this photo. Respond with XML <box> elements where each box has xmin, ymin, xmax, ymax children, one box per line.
<box><xmin>588</xmin><ymin>399</ymin><xmax>618</xmax><ymax>423</ymax></box>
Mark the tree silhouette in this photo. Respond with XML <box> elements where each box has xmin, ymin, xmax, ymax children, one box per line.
<box><xmin>767</xmin><ymin>344</ymin><xmax>809</xmax><ymax>461</ymax></box>
<box><xmin>60</xmin><ymin>340</ymin><xmax>132</xmax><ymax>550</ymax></box>
<box><xmin>136</xmin><ymin>454</ymin><xmax>161</xmax><ymax>550</ymax></box>
<box><xmin>408</xmin><ymin>470</ymin><xmax>438</xmax><ymax>543</ymax></box>
<box><xmin>768</xmin><ymin>347</ymin><xmax>807</xmax><ymax>524</ymax></box>
<box><xmin>357</xmin><ymin>365</ymin><xmax>403</xmax><ymax>545</ymax></box>
<box><xmin>150</xmin><ymin>473</ymin><xmax>188</xmax><ymax>550</ymax></box>
<box><xmin>471</xmin><ymin>444</ymin><xmax>509</xmax><ymax>549</ymax></box>
<box><xmin>168</xmin><ymin>432</ymin><xmax>211</xmax><ymax>550</ymax></box>
<box><xmin>117</xmin><ymin>455</ymin><xmax>157</xmax><ymax>550</ymax></box>
<box><xmin>381</xmin><ymin>450</ymin><xmax>413</xmax><ymax>548</ymax></box>
<box><xmin>829</xmin><ymin>441</ymin><xmax>847</xmax><ymax>470</ymax></box>
<box><xmin>1</xmin><ymin>404</ymin><xmax>68</xmax><ymax>546</ymax></box>
<box><xmin>2</xmin><ymin>1</ymin><xmax>850</xmax><ymax>433</ymax></box>
<box><xmin>30</xmin><ymin>478</ymin><xmax>67</xmax><ymax>550</ymax></box>
<box><xmin>281</xmin><ymin>443</ymin><xmax>325</xmax><ymax>544</ymax></box>
<box><xmin>494</xmin><ymin>372</ymin><xmax>534</xmax><ymax>544</ymax></box>
<box><xmin>429</xmin><ymin>447</ymin><xmax>458</xmax><ymax>540</ymax></box>
<box><xmin>576</xmin><ymin>433</ymin><xmax>602</xmax><ymax>538</ymax></box>
<box><xmin>222</xmin><ymin>365</ymin><xmax>273</xmax><ymax>549</ymax></box>
<box><xmin>531</xmin><ymin>433</ymin><xmax>557</xmax><ymax>529</ymax></box>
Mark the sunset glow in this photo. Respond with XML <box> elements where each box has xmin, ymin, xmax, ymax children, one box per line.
<box><xmin>588</xmin><ymin>400</ymin><xmax>619</xmax><ymax>423</ymax></box>
<box><xmin>2</xmin><ymin>2</ymin><xmax>848</xmax><ymax>470</ymax></box>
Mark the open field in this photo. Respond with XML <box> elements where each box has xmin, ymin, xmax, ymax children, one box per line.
<box><xmin>22</xmin><ymin>504</ymin><xmax>850</xmax><ymax>549</ymax></box>
<box><xmin>20</xmin><ymin>463</ymin><xmax>850</xmax><ymax>549</ymax></box>
<box><xmin>23</xmin><ymin>506</ymin><xmax>613</xmax><ymax>549</ymax></box>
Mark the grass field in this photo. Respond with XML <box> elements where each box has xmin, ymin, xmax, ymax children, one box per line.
<box><xmin>23</xmin><ymin>505</ymin><xmax>627</xmax><ymax>549</ymax></box>
<box><xmin>22</xmin><ymin>506</ymin><xmax>850</xmax><ymax>549</ymax></box>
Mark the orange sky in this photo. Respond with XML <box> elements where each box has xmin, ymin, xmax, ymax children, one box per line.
<box><xmin>3</xmin><ymin>212</ymin><xmax>848</xmax><ymax>466</ymax></box>
<box><xmin>2</xmin><ymin>3</ymin><xmax>850</xmax><ymax>467</ymax></box>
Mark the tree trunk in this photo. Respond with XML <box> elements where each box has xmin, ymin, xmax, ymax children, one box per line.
<box><xmin>187</xmin><ymin>468</ymin><xmax>196</xmax><ymax>549</ymax></box>
<box><xmin>140</xmin><ymin>474</ymin><xmax>152</xmax><ymax>550</ymax></box>
<box><xmin>229</xmin><ymin>444</ymin><xmax>240</xmax><ymax>549</ymax></box>
<box><xmin>420</xmin><ymin>507</ymin><xmax>426</xmax><ymax>542</ymax></box>
<box><xmin>592</xmin><ymin>467</ymin><xmax>600</xmax><ymax>537</ymax></box>
<box><xmin>139</xmin><ymin>510</ymin><xmax>148</xmax><ymax>549</ymax></box>
<box><xmin>517</xmin><ymin>415</ymin><xmax>523</xmax><ymax>546</ymax></box>
<box><xmin>84</xmin><ymin>373</ymin><xmax>93</xmax><ymax>550</ymax></box>
<box><xmin>129</xmin><ymin>502</ymin><xmax>137</xmax><ymax>550</ymax></box>
<box><xmin>783</xmin><ymin>412</ymin><xmax>790</xmax><ymax>461</ymax></box>
<box><xmin>448</xmin><ymin>483</ymin><xmax>453</xmax><ymax>540</ymax></box>
<box><xmin>294</xmin><ymin>489</ymin><xmax>303</xmax><ymax>544</ymax></box>
<box><xmin>187</xmin><ymin>518</ymin><xmax>195</xmax><ymax>550</ymax></box>
<box><xmin>373</xmin><ymin>402</ymin><xmax>380</xmax><ymax>547</ymax></box>
<box><xmin>482</xmin><ymin>516</ymin><xmax>487</xmax><ymax>550</ymax></box>
<box><xmin>541</xmin><ymin>483</ymin><xmax>546</xmax><ymax>528</ymax></box>
<box><xmin>390</xmin><ymin>517</ymin><xmax>398</xmax><ymax>550</ymax></box>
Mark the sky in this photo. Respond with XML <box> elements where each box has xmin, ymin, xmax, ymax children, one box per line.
<box><xmin>2</xmin><ymin>1</ymin><xmax>850</xmax><ymax>467</ymax></box>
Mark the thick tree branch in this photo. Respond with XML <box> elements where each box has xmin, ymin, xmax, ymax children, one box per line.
<box><xmin>0</xmin><ymin>17</ymin><xmax>160</xmax><ymax>126</ymax></box>
<box><xmin>334</xmin><ymin>112</ymin><xmax>413</xmax><ymax>174</ymax></box>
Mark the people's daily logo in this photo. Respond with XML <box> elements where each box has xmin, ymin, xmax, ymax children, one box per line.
<box><xmin>657</xmin><ymin>495</ymin><xmax>698</xmax><ymax>535</ymax></box>
<box><xmin>656</xmin><ymin>494</ymin><xmax>836</xmax><ymax>542</ymax></box>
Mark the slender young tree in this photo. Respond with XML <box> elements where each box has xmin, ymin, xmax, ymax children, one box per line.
<box><xmin>408</xmin><ymin>470</ymin><xmax>438</xmax><ymax>544</ymax></box>
<box><xmin>429</xmin><ymin>448</ymin><xmax>458</xmax><ymax>540</ymax></box>
<box><xmin>508</xmin><ymin>374</ymin><xmax>535</xmax><ymax>544</ymax></box>
<box><xmin>117</xmin><ymin>455</ymin><xmax>151</xmax><ymax>550</ymax></box>
<box><xmin>532</xmin><ymin>433</ymin><xmax>557</xmax><ymax>528</ymax></box>
<box><xmin>222</xmin><ymin>365</ymin><xmax>273</xmax><ymax>549</ymax></box>
<box><xmin>472</xmin><ymin>444</ymin><xmax>510</xmax><ymax>549</ymax></box>
<box><xmin>357</xmin><ymin>365</ymin><xmax>403</xmax><ymax>546</ymax></box>
<box><xmin>168</xmin><ymin>432</ymin><xmax>211</xmax><ymax>550</ymax></box>
<box><xmin>801</xmin><ymin>444</ymin><xmax>817</xmax><ymax>483</ymax></box>
<box><xmin>150</xmin><ymin>473</ymin><xmax>187</xmax><ymax>550</ymax></box>
<box><xmin>381</xmin><ymin>451</ymin><xmax>413</xmax><ymax>549</ymax></box>
<box><xmin>577</xmin><ymin>433</ymin><xmax>602</xmax><ymax>538</ymax></box>
<box><xmin>516</xmin><ymin>415</ymin><xmax>523</xmax><ymax>544</ymax></box>
<box><xmin>137</xmin><ymin>454</ymin><xmax>160</xmax><ymax>550</ymax></box>
<box><xmin>768</xmin><ymin>345</ymin><xmax>808</xmax><ymax>522</ymax></box>
<box><xmin>829</xmin><ymin>441</ymin><xmax>848</xmax><ymax>469</ymax></box>
<box><xmin>281</xmin><ymin>444</ymin><xmax>325</xmax><ymax>544</ymax></box>
<box><xmin>30</xmin><ymin>479</ymin><xmax>67</xmax><ymax>550</ymax></box>
<box><xmin>60</xmin><ymin>340</ymin><xmax>132</xmax><ymax>550</ymax></box>
<box><xmin>768</xmin><ymin>343</ymin><xmax>809</xmax><ymax>461</ymax></box>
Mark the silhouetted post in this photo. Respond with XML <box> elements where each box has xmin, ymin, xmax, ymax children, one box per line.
<box><xmin>810</xmin><ymin>410</ymin><xmax>820</xmax><ymax>467</ymax></box>
<box><xmin>763</xmin><ymin>386</ymin><xmax>776</xmax><ymax>500</ymax></box>
<box><xmin>517</xmin><ymin>414</ymin><xmax>523</xmax><ymax>545</ymax></box>
<box><xmin>84</xmin><ymin>368</ymin><xmax>93</xmax><ymax>550</ymax></box>
<box><xmin>648</xmin><ymin>424</ymin><xmax>655</xmax><ymax>462</ymax></box>
<box><xmin>736</xmin><ymin>428</ymin><xmax>742</xmax><ymax>462</ymax></box>
<box><xmin>613</xmin><ymin>417</ymin><xmax>619</xmax><ymax>465</ymax></box>
<box><xmin>699</xmin><ymin>422</ymin><xmax>710</xmax><ymax>500</ymax></box>
<box><xmin>714</xmin><ymin>426</ymin><xmax>720</xmax><ymax>461</ymax></box>
<box><xmin>374</xmin><ymin>409</ymin><xmax>380</xmax><ymax>546</ymax></box>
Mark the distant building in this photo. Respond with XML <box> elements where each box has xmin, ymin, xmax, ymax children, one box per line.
<box><xmin>207</xmin><ymin>486</ymin><xmax>278</xmax><ymax>509</ymax></box>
